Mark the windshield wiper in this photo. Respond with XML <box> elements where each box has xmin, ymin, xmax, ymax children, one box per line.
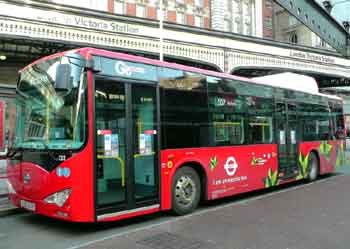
<box><xmin>23</xmin><ymin>139</ymin><xmax>54</xmax><ymax>160</ymax></box>
<box><xmin>5</xmin><ymin>147</ymin><xmax>23</xmax><ymax>159</ymax></box>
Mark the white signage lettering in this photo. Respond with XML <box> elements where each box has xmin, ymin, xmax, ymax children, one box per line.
<box><xmin>115</xmin><ymin>61</ymin><xmax>145</xmax><ymax>76</ymax></box>
<box><xmin>0</xmin><ymin>3</ymin><xmax>140</xmax><ymax>35</ymax></box>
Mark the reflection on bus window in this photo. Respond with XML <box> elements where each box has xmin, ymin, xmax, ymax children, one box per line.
<box><xmin>248</xmin><ymin>116</ymin><xmax>273</xmax><ymax>144</ymax></box>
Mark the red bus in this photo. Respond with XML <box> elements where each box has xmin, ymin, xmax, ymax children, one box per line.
<box><xmin>6</xmin><ymin>48</ymin><xmax>345</xmax><ymax>222</ymax></box>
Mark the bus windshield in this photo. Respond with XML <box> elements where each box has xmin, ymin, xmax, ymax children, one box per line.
<box><xmin>12</xmin><ymin>56</ymin><xmax>87</xmax><ymax>150</ymax></box>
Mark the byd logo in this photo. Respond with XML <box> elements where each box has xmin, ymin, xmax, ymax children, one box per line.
<box><xmin>224</xmin><ymin>157</ymin><xmax>238</xmax><ymax>176</ymax></box>
<box><xmin>23</xmin><ymin>173</ymin><xmax>31</xmax><ymax>184</ymax></box>
<box><xmin>115</xmin><ymin>61</ymin><xmax>145</xmax><ymax>76</ymax></box>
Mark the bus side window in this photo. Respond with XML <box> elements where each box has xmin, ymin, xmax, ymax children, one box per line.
<box><xmin>248</xmin><ymin>116</ymin><xmax>273</xmax><ymax>144</ymax></box>
<box><xmin>245</xmin><ymin>99</ymin><xmax>273</xmax><ymax>144</ymax></box>
<box><xmin>160</xmin><ymin>69</ymin><xmax>209</xmax><ymax>149</ymax></box>
<box><xmin>207</xmin><ymin>77</ymin><xmax>245</xmax><ymax>146</ymax></box>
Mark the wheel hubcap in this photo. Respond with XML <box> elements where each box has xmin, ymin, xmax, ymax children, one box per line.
<box><xmin>175</xmin><ymin>176</ymin><xmax>196</xmax><ymax>206</ymax></box>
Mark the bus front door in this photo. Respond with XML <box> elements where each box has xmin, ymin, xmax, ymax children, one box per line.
<box><xmin>276</xmin><ymin>102</ymin><xmax>299</xmax><ymax>179</ymax></box>
<box><xmin>94</xmin><ymin>76</ymin><xmax>159</xmax><ymax>219</ymax></box>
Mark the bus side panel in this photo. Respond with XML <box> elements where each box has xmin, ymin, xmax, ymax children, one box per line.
<box><xmin>299</xmin><ymin>140</ymin><xmax>343</xmax><ymax>176</ymax></box>
<box><xmin>160</xmin><ymin>144</ymin><xmax>278</xmax><ymax>210</ymax></box>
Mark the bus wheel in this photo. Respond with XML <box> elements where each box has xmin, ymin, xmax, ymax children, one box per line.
<box><xmin>172</xmin><ymin>166</ymin><xmax>201</xmax><ymax>215</ymax></box>
<box><xmin>307</xmin><ymin>153</ymin><xmax>319</xmax><ymax>182</ymax></box>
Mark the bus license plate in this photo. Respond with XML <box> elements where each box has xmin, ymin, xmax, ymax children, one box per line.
<box><xmin>20</xmin><ymin>200</ymin><xmax>36</xmax><ymax>211</ymax></box>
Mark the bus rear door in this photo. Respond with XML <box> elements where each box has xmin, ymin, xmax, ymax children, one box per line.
<box><xmin>275</xmin><ymin>102</ymin><xmax>299</xmax><ymax>179</ymax></box>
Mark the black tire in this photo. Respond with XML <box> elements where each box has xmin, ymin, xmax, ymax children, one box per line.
<box><xmin>171</xmin><ymin>166</ymin><xmax>201</xmax><ymax>215</ymax></box>
<box><xmin>307</xmin><ymin>153</ymin><xmax>319</xmax><ymax>182</ymax></box>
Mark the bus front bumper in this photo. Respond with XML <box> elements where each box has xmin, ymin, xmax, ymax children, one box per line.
<box><xmin>8</xmin><ymin>193</ymin><xmax>72</xmax><ymax>221</ymax></box>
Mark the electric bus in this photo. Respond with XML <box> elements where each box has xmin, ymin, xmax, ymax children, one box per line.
<box><xmin>6</xmin><ymin>47</ymin><xmax>345</xmax><ymax>222</ymax></box>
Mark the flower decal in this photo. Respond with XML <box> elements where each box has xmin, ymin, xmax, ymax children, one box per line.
<box><xmin>209</xmin><ymin>156</ymin><xmax>218</xmax><ymax>171</ymax></box>
<box><xmin>296</xmin><ymin>152</ymin><xmax>309</xmax><ymax>180</ymax></box>
<box><xmin>264</xmin><ymin>168</ymin><xmax>278</xmax><ymax>188</ymax></box>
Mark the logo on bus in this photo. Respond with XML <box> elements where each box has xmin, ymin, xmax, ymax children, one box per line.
<box><xmin>212</xmin><ymin>97</ymin><xmax>235</xmax><ymax>107</ymax></box>
<box><xmin>115</xmin><ymin>61</ymin><xmax>145</xmax><ymax>76</ymax></box>
<box><xmin>23</xmin><ymin>173</ymin><xmax>31</xmax><ymax>184</ymax></box>
<box><xmin>224</xmin><ymin>157</ymin><xmax>238</xmax><ymax>176</ymax></box>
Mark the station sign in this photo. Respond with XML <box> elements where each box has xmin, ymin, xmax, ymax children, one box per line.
<box><xmin>0</xmin><ymin>2</ymin><xmax>146</xmax><ymax>36</ymax></box>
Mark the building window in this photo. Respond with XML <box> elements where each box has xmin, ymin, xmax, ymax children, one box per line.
<box><xmin>229</xmin><ymin>0</ymin><xmax>255</xmax><ymax>35</ymax></box>
<box><xmin>224</xmin><ymin>20</ymin><xmax>230</xmax><ymax>32</ymax></box>
<box><xmin>195</xmin><ymin>0</ymin><xmax>203</xmax><ymax>7</ymax></box>
<box><xmin>233</xmin><ymin>17</ymin><xmax>241</xmax><ymax>33</ymax></box>
<box><xmin>114</xmin><ymin>1</ymin><xmax>125</xmax><ymax>15</ymax></box>
<box><xmin>290</xmin><ymin>33</ymin><xmax>298</xmax><ymax>44</ymax></box>
<box><xmin>94</xmin><ymin>0</ymin><xmax>108</xmax><ymax>11</ymax></box>
<box><xmin>243</xmin><ymin>17</ymin><xmax>252</xmax><ymax>35</ymax></box>
<box><xmin>265</xmin><ymin>0</ymin><xmax>273</xmax><ymax>8</ymax></box>
<box><xmin>264</xmin><ymin>17</ymin><xmax>272</xmax><ymax>29</ymax></box>
<box><xmin>136</xmin><ymin>5</ymin><xmax>146</xmax><ymax>18</ymax></box>
<box><xmin>194</xmin><ymin>16</ymin><xmax>203</xmax><ymax>27</ymax></box>
<box><xmin>177</xmin><ymin>12</ymin><xmax>185</xmax><ymax>24</ymax></box>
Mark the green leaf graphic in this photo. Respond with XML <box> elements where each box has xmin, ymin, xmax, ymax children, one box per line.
<box><xmin>210</xmin><ymin>156</ymin><xmax>218</xmax><ymax>171</ymax></box>
<box><xmin>264</xmin><ymin>168</ymin><xmax>279</xmax><ymax>188</ymax></box>
<box><xmin>297</xmin><ymin>152</ymin><xmax>309</xmax><ymax>179</ymax></box>
<box><xmin>319</xmin><ymin>142</ymin><xmax>325</xmax><ymax>155</ymax></box>
<box><xmin>336</xmin><ymin>142</ymin><xmax>345</xmax><ymax>167</ymax></box>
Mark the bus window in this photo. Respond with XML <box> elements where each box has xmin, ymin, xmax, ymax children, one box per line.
<box><xmin>248</xmin><ymin>116</ymin><xmax>273</xmax><ymax>144</ymax></box>
<box><xmin>300</xmin><ymin>103</ymin><xmax>331</xmax><ymax>141</ymax></box>
<box><xmin>213</xmin><ymin>114</ymin><xmax>244</xmax><ymax>145</ymax></box>
<box><xmin>160</xmin><ymin>69</ymin><xmax>209</xmax><ymax>149</ymax></box>
<box><xmin>207</xmin><ymin>77</ymin><xmax>245</xmax><ymax>146</ymax></box>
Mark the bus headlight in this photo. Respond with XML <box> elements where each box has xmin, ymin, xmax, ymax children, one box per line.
<box><xmin>44</xmin><ymin>189</ymin><xmax>71</xmax><ymax>207</ymax></box>
<box><xmin>7</xmin><ymin>180</ymin><xmax>16</xmax><ymax>194</ymax></box>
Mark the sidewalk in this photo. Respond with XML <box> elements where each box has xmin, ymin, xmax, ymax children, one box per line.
<box><xmin>77</xmin><ymin>174</ymin><xmax>350</xmax><ymax>249</ymax></box>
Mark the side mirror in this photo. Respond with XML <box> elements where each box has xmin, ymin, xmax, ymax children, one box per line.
<box><xmin>55</xmin><ymin>64</ymin><xmax>72</xmax><ymax>92</ymax></box>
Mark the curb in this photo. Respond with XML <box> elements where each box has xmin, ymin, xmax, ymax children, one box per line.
<box><xmin>0</xmin><ymin>197</ymin><xmax>22</xmax><ymax>217</ymax></box>
<box><xmin>0</xmin><ymin>205</ymin><xmax>22</xmax><ymax>217</ymax></box>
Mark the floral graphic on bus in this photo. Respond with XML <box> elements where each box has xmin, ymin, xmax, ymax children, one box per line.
<box><xmin>251</xmin><ymin>156</ymin><xmax>268</xmax><ymax>166</ymax></box>
<box><xmin>335</xmin><ymin>142</ymin><xmax>345</xmax><ymax>167</ymax></box>
<box><xmin>319</xmin><ymin>141</ymin><xmax>332</xmax><ymax>161</ymax></box>
<box><xmin>264</xmin><ymin>168</ymin><xmax>279</xmax><ymax>188</ymax></box>
<box><xmin>209</xmin><ymin>156</ymin><xmax>218</xmax><ymax>171</ymax></box>
<box><xmin>296</xmin><ymin>152</ymin><xmax>309</xmax><ymax>180</ymax></box>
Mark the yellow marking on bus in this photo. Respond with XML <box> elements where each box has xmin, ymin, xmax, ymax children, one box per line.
<box><xmin>134</xmin><ymin>152</ymin><xmax>155</xmax><ymax>158</ymax></box>
<box><xmin>214</xmin><ymin>122</ymin><xmax>241</xmax><ymax>126</ymax></box>
<box><xmin>97</xmin><ymin>154</ymin><xmax>125</xmax><ymax>187</ymax></box>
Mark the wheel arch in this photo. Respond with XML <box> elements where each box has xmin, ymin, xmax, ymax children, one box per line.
<box><xmin>174</xmin><ymin>161</ymin><xmax>209</xmax><ymax>202</ymax></box>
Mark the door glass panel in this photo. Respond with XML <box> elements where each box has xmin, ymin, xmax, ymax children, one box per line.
<box><xmin>95</xmin><ymin>78</ymin><xmax>126</xmax><ymax>207</ymax></box>
<box><xmin>132</xmin><ymin>85</ymin><xmax>158</xmax><ymax>201</ymax></box>
<box><xmin>276</xmin><ymin>103</ymin><xmax>287</xmax><ymax>168</ymax></box>
<box><xmin>287</xmin><ymin>104</ymin><xmax>298</xmax><ymax>160</ymax></box>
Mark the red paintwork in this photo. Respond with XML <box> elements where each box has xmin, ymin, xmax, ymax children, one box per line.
<box><xmin>299</xmin><ymin>140</ymin><xmax>343</xmax><ymax>175</ymax></box>
<box><xmin>7</xmin><ymin>48</ymin><xmax>343</xmax><ymax>222</ymax></box>
<box><xmin>160</xmin><ymin>144</ymin><xmax>278</xmax><ymax>210</ymax></box>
